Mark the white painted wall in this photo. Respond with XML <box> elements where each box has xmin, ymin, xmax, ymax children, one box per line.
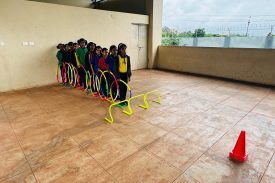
<box><xmin>0</xmin><ymin>0</ymin><xmax>149</xmax><ymax>92</ymax></box>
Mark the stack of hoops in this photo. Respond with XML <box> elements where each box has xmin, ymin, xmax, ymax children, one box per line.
<box><xmin>56</xmin><ymin>63</ymin><xmax>132</xmax><ymax>103</ymax></box>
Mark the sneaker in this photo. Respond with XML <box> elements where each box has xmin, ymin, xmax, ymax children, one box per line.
<box><xmin>86</xmin><ymin>89</ymin><xmax>91</xmax><ymax>95</ymax></box>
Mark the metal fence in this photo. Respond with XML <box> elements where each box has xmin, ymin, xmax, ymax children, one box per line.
<box><xmin>162</xmin><ymin>36</ymin><xmax>275</xmax><ymax>49</ymax></box>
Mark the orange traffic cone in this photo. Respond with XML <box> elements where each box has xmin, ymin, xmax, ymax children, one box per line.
<box><xmin>229</xmin><ymin>130</ymin><xmax>248</xmax><ymax>162</ymax></box>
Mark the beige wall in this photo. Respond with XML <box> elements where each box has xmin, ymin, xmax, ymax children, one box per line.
<box><xmin>158</xmin><ymin>46</ymin><xmax>275</xmax><ymax>86</ymax></box>
<box><xmin>0</xmin><ymin>0</ymin><xmax>148</xmax><ymax>92</ymax></box>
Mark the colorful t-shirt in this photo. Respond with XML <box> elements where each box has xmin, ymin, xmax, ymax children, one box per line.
<box><xmin>118</xmin><ymin>55</ymin><xmax>127</xmax><ymax>73</ymax></box>
<box><xmin>76</xmin><ymin>47</ymin><xmax>88</xmax><ymax>66</ymax></box>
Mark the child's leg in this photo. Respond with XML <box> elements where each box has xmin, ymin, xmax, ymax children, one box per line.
<box><xmin>119</xmin><ymin>73</ymin><xmax>128</xmax><ymax>101</ymax></box>
<box><xmin>77</xmin><ymin>68</ymin><xmax>84</xmax><ymax>88</ymax></box>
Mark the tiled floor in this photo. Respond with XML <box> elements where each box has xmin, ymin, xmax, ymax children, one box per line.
<box><xmin>0</xmin><ymin>69</ymin><xmax>275</xmax><ymax>183</ymax></box>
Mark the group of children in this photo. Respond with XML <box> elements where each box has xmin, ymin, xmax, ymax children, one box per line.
<box><xmin>56</xmin><ymin>38</ymin><xmax>131</xmax><ymax>106</ymax></box>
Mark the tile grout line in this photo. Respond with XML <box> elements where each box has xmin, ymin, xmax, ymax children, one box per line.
<box><xmin>258</xmin><ymin>150</ymin><xmax>275</xmax><ymax>183</ymax></box>
<box><xmin>170</xmin><ymin>89</ymin><xmax>269</xmax><ymax>183</ymax></box>
<box><xmin>259</xmin><ymin>150</ymin><xmax>275</xmax><ymax>183</ymax></box>
<box><xmin>179</xmin><ymin>90</ymin><xmax>269</xmax><ymax>177</ymax></box>
<box><xmin>69</xmin><ymin>135</ymin><xmax>119</xmax><ymax>182</ymax></box>
<box><xmin>0</xmin><ymin>103</ymin><xmax>39</xmax><ymax>183</ymax></box>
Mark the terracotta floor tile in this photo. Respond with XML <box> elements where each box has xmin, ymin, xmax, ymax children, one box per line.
<box><xmin>0</xmin><ymin>128</ymin><xmax>19</xmax><ymax>153</ymax></box>
<box><xmin>113</xmin><ymin>122</ymin><xmax>168</xmax><ymax>146</ymax></box>
<box><xmin>207</xmin><ymin>132</ymin><xmax>274</xmax><ymax>174</ymax></box>
<box><xmin>33</xmin><ymin>150</ymin><xmax>114</xmax><ymax>183</ymax></box>
<box><xmin>260</xmin><ymin>175</ymin><xmax>275</xmax><ymax>183</ymax></box>
<box><xmin>86</xmin><ymin>132</ymin><xmax>140</xmax><ymax>169</ymax></box>
<box><xmin>25</xmin><ymin>137</ymin><xmax>79</xmax><ymax>168</ymax></box>
<box><xmin>14</xmin><ymin>123</ymin><xmax>68</xmax><ymax>156</ymax></box>
<box><xmin>0</xmin><ymin>147</ymin><xmax>31</xmax><ymax>182</ymax></box>
<box><xmin>0</xmin><ymin>69</ymin><xmax>274</xmax><ymax>182</ymax></box>
<box><xmin>72</xmin><ymin>123</ymin><xmax>116</xmax><ymax>146</ymax></box>
<box><xmin>173</xmin><ymin>173</ymin><xmax>200</xmax><ymax>183</ymax></box>
<box><xmin>185</xmin><ymin>154</ymin><xmax>262</xmax><ymax>183</ymax></box>
<box><xmin>166</xmin><ymin>97</ymin><xmax>215</xmax><ymax>114</ymax></box>
<box><xmin>146</xmin><ymin>133</ymin><xmax>204</xmax><ymax>171</ymax></box>
<box><xmin>201</xmin><ymin>104</ymin><xmax>247</xmax><ymax>130</ymax></box>
<box><xmin>107</xmin><ymin>150</ymin><xmax>181</xmax><ymax>183</ymax></box>
<box><xmin>222</xmin><ymin>94</ymin><xmax>265</xmax><ymax>112</ymax></box>
<box><xmin>264</xmin><ymin>154</ymin><xmax>275</xmax><ymax>178</ymax></box>
<box><xmin>252</xmin><ymin>94</ymin><xmax>275</xmax><ymax>118</ymax></box>
<box><xmin>1</xmin><ymin>170</ymin><xmax>36</xmax><ymax>183</ymax></box>
<box><xmin>9</xmin><ymin>112</ymin><xmax>54</xmax><ymax>130</ymax></box>
<box><xmin>231</xmin><ymin>114</ymin><xmax>275</xmax><ymax>150</ymax></box>
<box><xmin>172</xmin><ymin>120</ymin><xmax>225</xmax><ymax>149</ymax></box>
<box><xmin>144</xmin><ymin>112</ymin><xmax>194</xmax><ymax>131</ymax></box>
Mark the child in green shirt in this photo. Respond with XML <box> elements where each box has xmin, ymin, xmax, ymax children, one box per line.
<box><xmin>76</xmin><ymin>38</ymin><xmax>88</xmax><ymax>88</ymax></box>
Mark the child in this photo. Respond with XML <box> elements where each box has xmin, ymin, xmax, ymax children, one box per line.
<box><xmin>85</xmin><ymin>42</ymin><xmax>96</xmax><ymax>93</ymax></box>
<box><xmin>106</xmin><ymin>46</ymin><xmax>117</xmax><ymax>98</ymax></box>
<box><xmin>56</xmin><ymin>43</ymin><xmax>65</xmax><ymax>83</ymax></box>
<box><xmin>114</xmin><ymin>43</ymin><xmax>131</xmax><ymax>105</ymax></box>
<box><xmin>62</xmin><ymin>44</ymin><xmax>71</xmax><ymax>63</ymax></box>
<box><xmin>91</xmin><ymin>46</ymin><xmax>102</xmax><ymax>74</ymax></box>
<box><xmin>56</xmin><ymin>43</ymin><xmax>64</xmax><ymax>66</ymax></box>
<box><xmin>98</xmin><ymin>48</ymin><xmax>109</xmax><ymax>97</ymax></box>
<box><xmin>106</xmin><ymin>45</ymin><xmax>117</xmax><ymax>73</ymax></box>
<box><xmin>70</xmin><ymin>43</ymin><xmax>78</xmax><ymax>68</ymax></box>
<box><xmin>91</xmin><ymin>46</ymin><xmax>102</xmax><ymax>92</ymax></box>
<box><xmin>76</xmin><ymin>38</ymin><xmax>88</xmax><ymax>88</ymax></box>
<box><xmin>85</xmin><ymin>42</ymin><xmax>96</xmax><ymax>74</ymax></box>
<box><xmin>98</xmin><ymin>48</ymin><xmax>109</xmax><ymax>71</ymax></box>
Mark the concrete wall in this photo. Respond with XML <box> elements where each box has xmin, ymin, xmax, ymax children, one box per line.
<box><xmin>0</xmin><ymin>0</ymin><xmax>148</xmax><ymax>92</ymax></box>
<box><xmin>158</xmin><ymin>46</ymin><xmax>275</xmax><ymax>86</ymax></box>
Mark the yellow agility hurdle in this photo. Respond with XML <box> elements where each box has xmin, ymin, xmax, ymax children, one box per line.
<box><xmin>139</xmin><ymin>90</ymin><xmax>161</xmax><ymax>109</ymax></box>
<box><xmin>104</xmin><ymin>90</ymin><xmax>161</xmax><ymax>124</ymax></box>
<box><xmin>122</xmin><ymin>94</ymin><xmax>145</xmax><ymax>116</ymax></box>
<box><xmin>105</xmin><ymin>100</ymin><xmax>129</xmax><ymax>124</ymax></box>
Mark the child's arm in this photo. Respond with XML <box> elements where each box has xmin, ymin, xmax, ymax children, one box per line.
<box><xmin>56</xmin><ymin>51</ymin><xmax>62</xmax><ymax>63</ymax></box>
<box><xmin>127</xmin><ymin>56</ymin><xmax>132</xmax><ymax>81</ymax></box>
<box><xmin>113</xmin><ymin>57</ymin><xmax>119</xmax><ymax>79</ymax></box>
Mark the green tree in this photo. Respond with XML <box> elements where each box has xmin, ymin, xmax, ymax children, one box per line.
<box><xmin>192</xmin><ymin>28</ymin><xmax>206</xmax><ymax>37</ymax></box>
<box><xmin>162</xmin><ymin>26</ymin><xmax>180</xmax><ymax>46</ymax></box>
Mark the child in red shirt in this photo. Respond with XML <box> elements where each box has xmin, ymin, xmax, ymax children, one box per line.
<box><xmin>98</xmin><ymin>48</ymin><xmax>109</xmax><ymax>71</ymax></box>
<box><xmin>98</xmin><ymin>48</ymin><xmax>109</xmax><ymax>97</ymax></box>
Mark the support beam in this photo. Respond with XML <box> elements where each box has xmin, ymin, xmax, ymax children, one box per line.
<box><xmin>147</xmin><ymin>0</ymin><xmax>163</xmax><ymax>69</ymax></box>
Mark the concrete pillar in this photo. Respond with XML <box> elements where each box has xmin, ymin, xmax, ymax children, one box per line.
<box><xmin>146</xmin><ymin>0</ymin><xmax>163</xmax><ymax>69</ymax></box>
<box><xmin>265</xmin><ymin>36</ymin><xmax>273</xmax><ymax>49</ymax></box>
<box><xmin>193</xmin><ymin>37</ymin><xmax>198</xmax><ymax>46</ymax></box>
<box><xmin>224</xmin><ymin>36</ymin><xmax>231</xmax><ymax>48</ymax></box>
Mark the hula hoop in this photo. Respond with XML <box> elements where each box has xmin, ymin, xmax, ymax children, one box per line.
<box><xmin>70</xmin><ymin>64</ymin><xmax>77</xmax><ymax>87</ymax></box>
<box><xmin>62</xmin><ymin>63</ymin><xmax>68</xmax><ymax>84</ymax></box>
<box><xmin>72</xmin><ymin>65</ymin><xmax>81</xmax><ymax>88</ymax></box>
<box><xmin>78</xmin><ymin>64</ymin><xmax>89</xmax><ymax>90</ymax></box>
<box><xmin>56</xmin><ymin>63</ymin><xmax>63</xmax><ymax>84</ymax></box>
<box><xmin>98</xmin><ymin>69</ymin><xmax>109</xmax><ymax>100</ymax></box>
<box><xmin>64</xmin><ymin>62</ymin><xmax>74</xmax><ymax>86</ymax></box>
<box><xmin>119</xmin><ymin>79</ymin><xmax>133</xmax><ymax>98</ymax></box>
<box><xmin>108</xmin><ymin>71</ymin><xmax>119</xmax><ymax>102</ymax></box>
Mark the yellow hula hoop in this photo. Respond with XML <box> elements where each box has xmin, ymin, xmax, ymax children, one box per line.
<box><xmin>86</xmin><ymin>70</ymin><xmax>91</xmax><ymax>91</ymax></box>
<box><xmin>98</xmin><ymin>69</ymin><xmax>109</xmax><ymax>100</ymax></box>
<box><xmin>66</xmin><ymin>63</ymin><xmax>73</xmax><ymax>85</ymax></box>
<box><xmin>71</xmin><ymin>65</ymin><xmax>77</xmax><ymax>86</ymax></box>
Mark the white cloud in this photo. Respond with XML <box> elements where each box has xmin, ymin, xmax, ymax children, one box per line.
<box><xmin>162</xmin><ymin>0</ymin><xmax>275</xmax><ymax>36</ymax></box>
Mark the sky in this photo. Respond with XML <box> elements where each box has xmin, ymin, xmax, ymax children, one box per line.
<box><xmin>162</xmin><ymin>0</ymin><xmax>275</xmax><ymax>36</ymax></box>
